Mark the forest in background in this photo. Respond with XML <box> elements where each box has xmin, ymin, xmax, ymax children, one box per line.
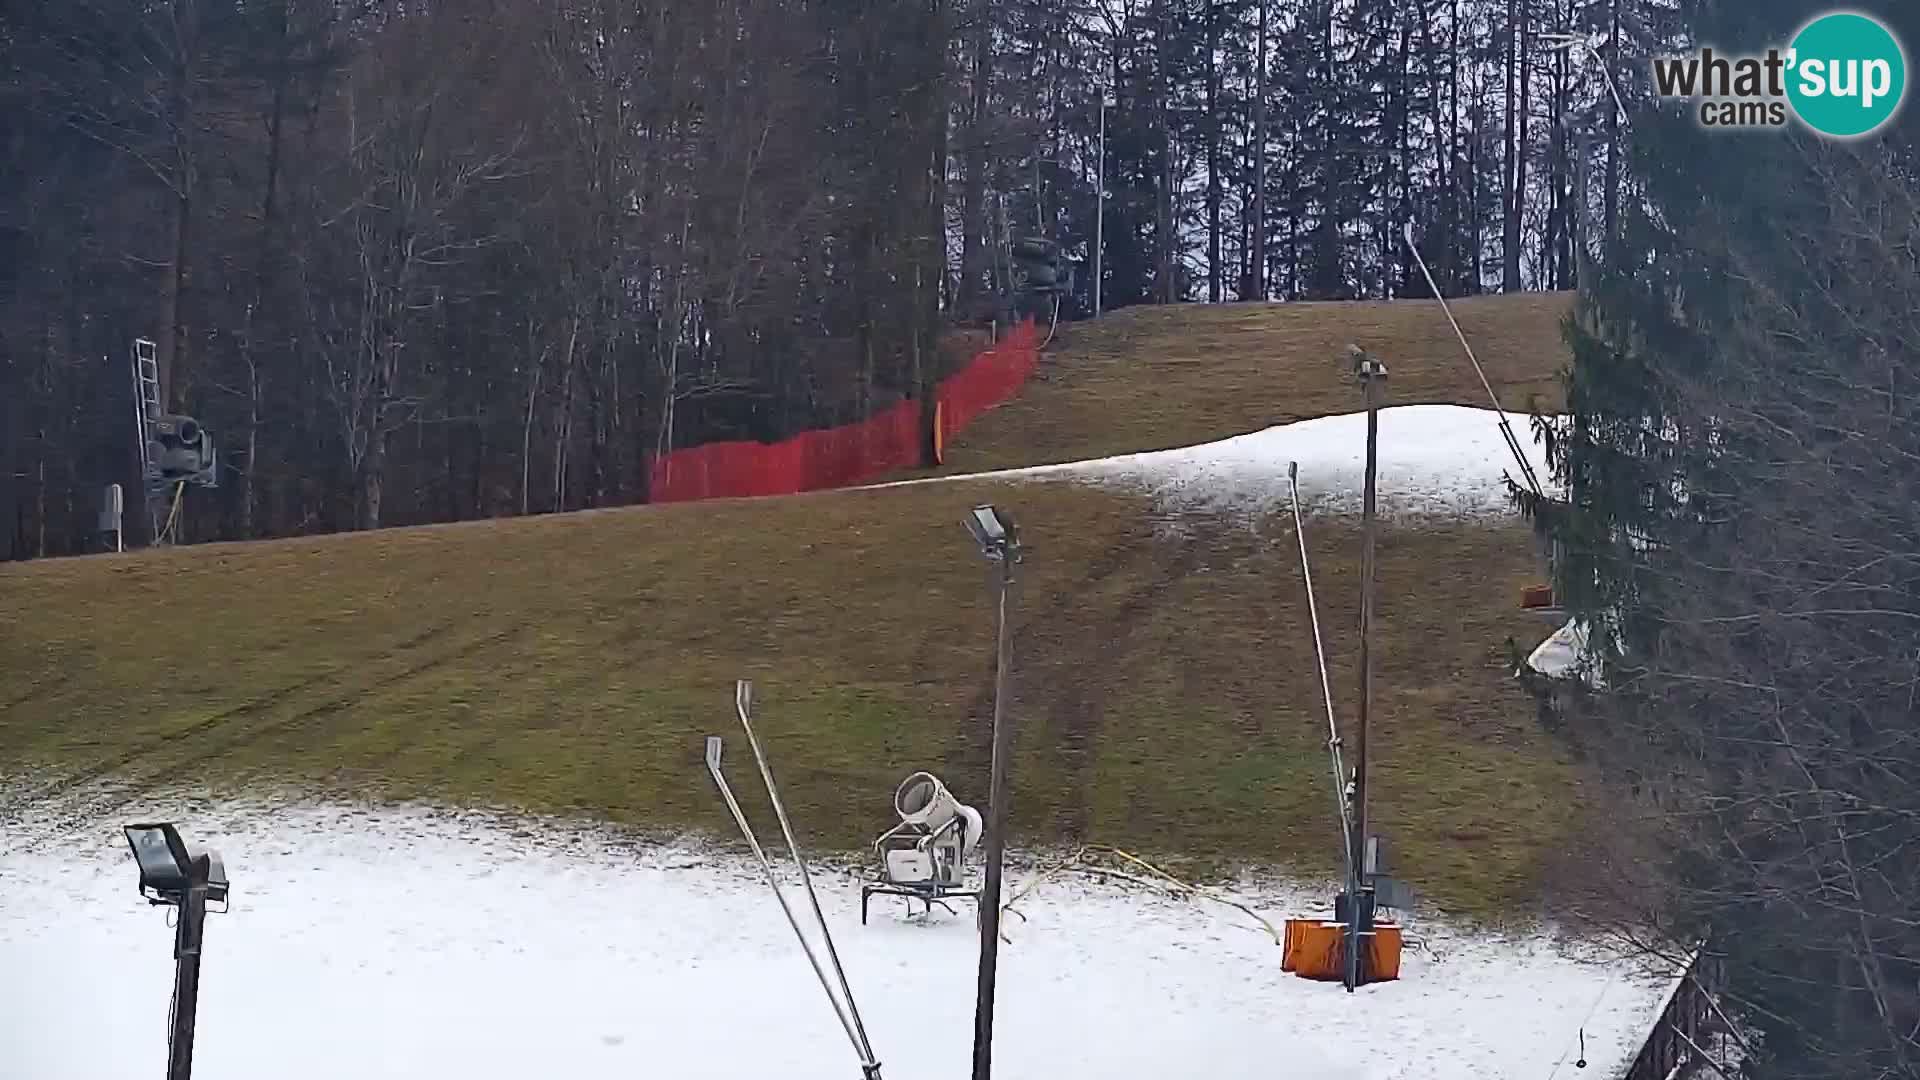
<box><xmin>2</xmin><ymin>0</ymin><xmax>1659</xmax><ymax>556</ymax></box>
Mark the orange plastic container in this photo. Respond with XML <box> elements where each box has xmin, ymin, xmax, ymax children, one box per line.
<box><xmin>1282</xmin><ymin>918</ymin><xmax>1402</xmax><ymax>983</ymax></box>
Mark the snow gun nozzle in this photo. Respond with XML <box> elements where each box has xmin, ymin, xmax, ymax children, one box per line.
<box><xmin>705</xmin><ymin>736</ymin><xmax>724</xmax><ymax>772</ymax></box>
<box><xmin>1288</xmin><ymin>461</ymin><xmax>1299</xmax><ymax>483</ymax></box>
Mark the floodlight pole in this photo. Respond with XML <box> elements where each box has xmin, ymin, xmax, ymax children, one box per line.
<box><xmin>1346</xmin><ymin>352</ymin><xmax>1387</xmax><ymax>992</ymax></box>
<box><xmin>971</xmin><ymin>534</ymin><xmax>1019</xmax><ymax>1080</ymax></box>
<box><xmin>167</xmin><ymin>854</ymin><xmax>211</xmax><ymax>1080</ymax></box>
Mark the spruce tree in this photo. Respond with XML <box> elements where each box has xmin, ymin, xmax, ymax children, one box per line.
<box><xmin>1536</xmin><ymin>4</ymin><xmax>1920</xmax><ymax>1075</ymax></box>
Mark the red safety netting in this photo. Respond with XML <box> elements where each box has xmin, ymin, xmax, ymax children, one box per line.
<box><xmin>649</xmin><ymin>317</ymin><xmax>1043</xmax><ymax>503</ymax></box>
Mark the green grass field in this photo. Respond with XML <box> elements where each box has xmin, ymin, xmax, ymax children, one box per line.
<box><xmin>0</xmin><ymin>294</ymin><xmax>1580</xmax><ymax>920</ymax></box>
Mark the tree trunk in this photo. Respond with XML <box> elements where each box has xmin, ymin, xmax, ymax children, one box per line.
<box><xmin>1470</xmin><ymin>73</ymin><xmax>1485</xmax><ymax>292</ymax></box>
<box><xmin>1545</xmin><ymin>18</ymin><xmax>1569</xmax><ymax>290</ymax></box>
<box><xmin>1501</xmin><ymin>0</ymin><xmax>1522</xmax><ymax>292</ymax></box>
<box><xmin>360</xmin><ymin>420</ymin><xmax>386</xmax><ymax>531</ymax></box>
<box><xmin>161</xmin><ymin>0</ymin><xmax>202</xmax><ymax>412</ymax></box>
<box><xmin>959</xmin><ymin>0</ymin><xmax>992</xmax><ymax>317</ymax></box>
<box><xmin>1514</xmin><ymin>10</ymin><xmax>1531</xmax><ymax>289</ymax></box>
<box><xmin>1395</xmin><ymin>16</ymin><xmax>1413</xmax><ymax>298</ymax></box>
<box><xmin>551</xmin><ymin>319</ymin><xmax>578</xmax><ymax>513</ymax></box>
<box><xmin>1311</xmin><ymin>0</ymin><xmax>1341</xmax><ymax>298</ymax></box>
<box><xmin>921</xmin><ymin>0</ymin><xmax>950</xmax><ymax>467</ymax></box>
<box><xmin>0</xmin><ymin>356</ymin><xmax>17</xmax><ymax>559</ymax></box>
<box><xmin>1604</xmin><ymin>0</ymin><xmax>1621</xmax><ymax>249</ymax></box>
<box><xmin>1206</xmin><ymin>0</ymin><xmax>1222</xmax><ymax>303</ymax></box>
<box><xmin>1154</xmin><ymin>0</ymin><xmax>1174</xmax><ymax>304</ymax></box>
<box><xmin>1252</xmin><ymin>0</ymin><xmax>1268</xmax><ymax>301</ymax></box>
<box><xmin>1447</xmin><ymin>0</ymin><xmax>1461</xmax><ymax>291</ymax></box>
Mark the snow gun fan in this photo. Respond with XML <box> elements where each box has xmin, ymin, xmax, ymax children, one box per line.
<box><xmin>860</xmin><ymin>771</ymin><xmax>984</xmax><ymax>924</ymax></box>
<box><xmin>129</xmin><ymin>336</ymin><xmax>219</xmax><ymax>548</ymax></box>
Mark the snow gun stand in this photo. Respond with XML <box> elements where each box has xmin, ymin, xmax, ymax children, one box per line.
<box><xmin>860</xmin><ymin>771</ymin><xmax>984</xmax><ymax>924</ymax></box>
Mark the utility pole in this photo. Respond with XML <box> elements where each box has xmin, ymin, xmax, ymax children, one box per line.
<box><xmin>1346</xmin><ymin>347</ymin><xmax>1386</xmax><ymax>991</ymax></box>
<box><xmin>169</xmin><ymin>853</ymin><xmax>212</xmax><ymax>1080</ymax></box>
<box><xmin>967</xmin><ymin>506</ymin><xmax>1021</xmax><ymax>1080</ymax></box>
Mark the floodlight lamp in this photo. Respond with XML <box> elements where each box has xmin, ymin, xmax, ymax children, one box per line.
<box><xmin>965</xmin><ymin>505</ymin><xmax>1019</xmax><ymax>557</ymax></box>
<box><xmin>125</xmin><ymin>823</ymin><xmax>190</xmax><ymax>900</ymax></box>
<box><xmin>123</xmin><ymin>823</ymin><xmax>228</xmax><ymax>906</ymax></box>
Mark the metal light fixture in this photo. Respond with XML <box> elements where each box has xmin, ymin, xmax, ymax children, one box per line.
<box><xmin>964</xmin><ymin>504</ymin><xmax>1019</xmax><ymax>560</ymax></box>
<box><xmin>124</xmin><ymin>823</ymin><xmax>229</xmax><ymax>906</ymax></box>
<box><xmin>124</xmin><ymin>822</ymin><xmax>229</xmax><ymax>1080</ymax></box>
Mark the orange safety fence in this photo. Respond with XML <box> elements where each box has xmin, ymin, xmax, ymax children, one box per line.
<box><xmin>649</xmin><ymin>318</ymin><xmax>1043</xmax><ymax>504</ymax></box>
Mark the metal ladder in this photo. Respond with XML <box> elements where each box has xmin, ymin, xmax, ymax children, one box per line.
<box><xmin>132</xmin><ymin>338</ymin><xmax>162</xmax><ymax>487</ymax></box>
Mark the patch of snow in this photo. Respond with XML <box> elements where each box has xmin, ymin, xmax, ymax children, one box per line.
<box><xmin>1</xmin><ymin>799</ymin><xmax>1670</xmax><ymax>1080</ymax></box>
<box><xmin>887</xmin><ymin>405</ymin><xmax>1563</xmax><ymax>520</ymax></box>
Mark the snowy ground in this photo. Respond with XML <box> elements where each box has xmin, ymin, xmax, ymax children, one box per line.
<box><xmin>890</xmin><ymin>404</ymin><xmax>1564</xmax><ymax>520</ymax></box>
<box><xmin>3</xmin><ymin>799</ymin><xmax>1673</xmax><ymax>1080</ymax></box>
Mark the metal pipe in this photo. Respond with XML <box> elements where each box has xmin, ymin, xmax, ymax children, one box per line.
<box><xmin>1286</xmin><ymin>463</ymin><xmax>1356</xmax><ymax>881</ymax></box>
<box><xmin>730</xmin><ymin>683</ymin><xmax>880</xmax><ymax>1068</ymax></box>
<box><xmin>704</xmin><ymin>735</ymin><xmax>870</xmax><ymax>1069</ymax></box>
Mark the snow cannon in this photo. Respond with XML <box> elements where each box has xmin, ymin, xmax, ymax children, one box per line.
<box><xmin>861</xmin><ymin>771</ymin><xmax>984</xmax><ymax>924</ymax></box>
<box><xmin>894</xmin><ymin>772</ymin><xmax>983</xmax><ymax>846</ymax></box>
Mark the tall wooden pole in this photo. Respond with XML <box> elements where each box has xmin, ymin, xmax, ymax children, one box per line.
<box><xmin>972</xmin><ymin>545</ymin><xmax>1018</xmax><ymax>1080</ymax></box>
<box><xmin>1354</xmin><ymin>362</ymin><xmax>1381</xmax><ymax>883</ymax></box>
<box><xmin>1347</xmin><ymin>349</ymin><xmax>1386</xmax><ymax>991</ymax></box>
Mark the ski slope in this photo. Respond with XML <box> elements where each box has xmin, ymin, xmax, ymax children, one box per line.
<box><xmin>889</xmin><ymin>404</ymin><xmax>1563</xmax><ymax>519</ymax></box>
<box><xmin>1</xmin><ymin>799</ymin><xmax>1673</xmax><ymax>1080</ymax></box>
<box><xmin>0</xmin><ymin>401</ymin><xmax>1633</xmax><ymax>1078</ymax></box>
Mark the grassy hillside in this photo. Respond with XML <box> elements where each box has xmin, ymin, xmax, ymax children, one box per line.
<box><xmin>0</xmin><ymin>294</ymin><xmax>1579</xmax><ymax>920</ymax></box>
<box><xmin>936</xmin><ymin>291</ymin><xmax>1572</xmax><ymax>473</ymax></box>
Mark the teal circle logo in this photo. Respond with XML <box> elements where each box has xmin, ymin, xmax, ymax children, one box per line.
<box><xmin>1787</xmin><ymin>12</ymin><xmax>1907</xmax><ymax>138</ymax></box>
